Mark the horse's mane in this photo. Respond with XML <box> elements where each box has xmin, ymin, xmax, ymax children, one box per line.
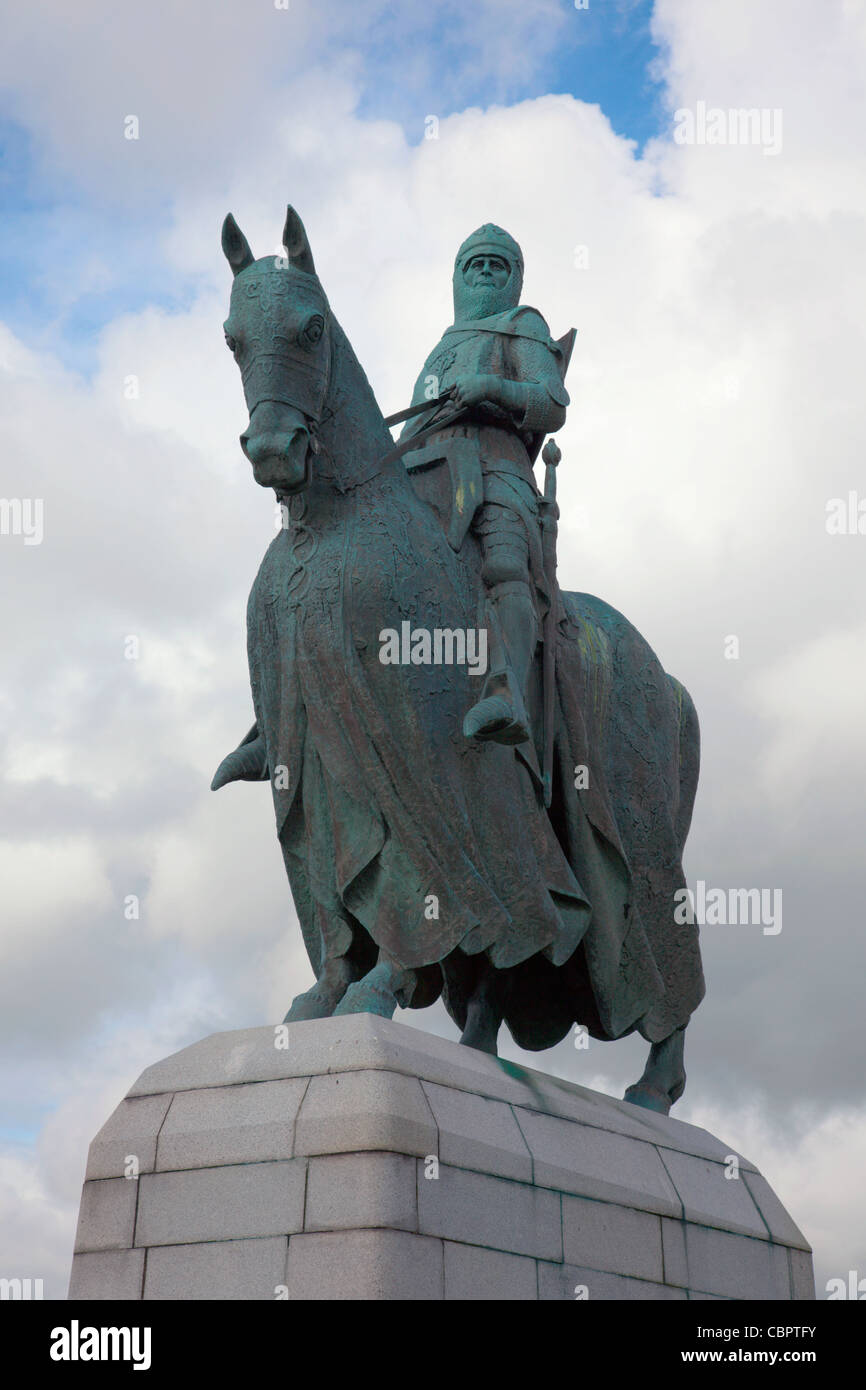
<box><xmin>319</xmin><ymin>313</ymin><xmax>395</xmax><ymax>491</ymax></box>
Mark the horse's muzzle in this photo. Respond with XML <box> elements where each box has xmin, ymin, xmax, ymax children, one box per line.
<box><xmin>240</xmin><ymin>410</ymin><xmax>311</xmax><ymax>493</ymax></box>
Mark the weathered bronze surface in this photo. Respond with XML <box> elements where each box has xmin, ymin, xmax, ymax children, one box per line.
<box><xmin>212</xmin><ymin>207</ymin><xmax>704</xmax><ymax>1113</ymax></box>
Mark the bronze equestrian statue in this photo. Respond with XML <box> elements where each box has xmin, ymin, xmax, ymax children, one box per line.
<box><xmin>211</xmin><ymin>206</ymin><xmax>705</xmax><ymax>1115</ymax></box>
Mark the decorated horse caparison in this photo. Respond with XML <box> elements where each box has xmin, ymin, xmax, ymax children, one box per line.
<box><xmin>211</xmin><ymin>206</ymin><xmax>705</xmax><ymax>1115</ymax></box>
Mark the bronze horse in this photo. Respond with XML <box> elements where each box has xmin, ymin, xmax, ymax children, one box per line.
<box><xmin>212</xmin><ymin>207</ymin><xmax>705</xmax><ymax>1114</ymax></box>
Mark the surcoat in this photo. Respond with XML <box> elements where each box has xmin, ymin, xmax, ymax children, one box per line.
<box><xmin>400</xmin><ymin>306</ymin><xmax>569</xmax><ymax>551</ymax></box>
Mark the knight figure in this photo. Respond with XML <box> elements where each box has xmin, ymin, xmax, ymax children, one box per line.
<box><xmin>399</xmin><ymin>223</ymin><xmax>570</xmax><ymax>747</ymax></box>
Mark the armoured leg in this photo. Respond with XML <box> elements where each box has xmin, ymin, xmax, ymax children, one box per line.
<box><xmin>463</xmin><ymin>503</ymin><xmax>538</xmax><ymax>745</ymax></box>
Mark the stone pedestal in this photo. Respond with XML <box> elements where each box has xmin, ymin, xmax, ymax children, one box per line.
<box><xmin>68</xmin><ymin>1015</ymin><xmax>814</xmax><ymax>1300</ymax></box>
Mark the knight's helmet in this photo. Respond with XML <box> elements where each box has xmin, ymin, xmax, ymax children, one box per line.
<box><xmin>452</xmin><ymin>224</ymin><xmax>524</xmax><ymax>321</ymax></box>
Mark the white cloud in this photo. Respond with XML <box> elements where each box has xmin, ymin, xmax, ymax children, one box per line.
<box><xmin>0</xmin><ymin>840</ymin><xmax>112</xmax><ymax>943</ymax></box>
<box><xmin>748</xmin><ymin>625</ymin><xmax>866</xmax><ymax>805</ymax></box>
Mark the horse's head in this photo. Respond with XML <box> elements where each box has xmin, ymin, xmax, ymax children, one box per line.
<box><xmin>221</xmin><ymin>207</ymin><xmax>330</xmax><ymax>496</ymax></box>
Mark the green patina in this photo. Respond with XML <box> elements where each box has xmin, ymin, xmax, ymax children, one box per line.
<box><xmin>211</xmin><ymin>206</ymin><xmax>705</xmax><ymax>1114</ymax></box>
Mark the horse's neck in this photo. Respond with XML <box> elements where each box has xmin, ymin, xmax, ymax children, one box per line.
<box><xmin>318</xmin><ymin>319</ymin><xmax>396</xmax><ymax>492</ymax></box>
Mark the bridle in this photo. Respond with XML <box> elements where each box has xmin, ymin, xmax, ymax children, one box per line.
<box><xmin>379</xmin><ymin>392</ymin><xmax>467</xmax><ymax>467</ymax></box>
<box><xmin>244</xmin><ymin>305</ymin><xmax>465</xmax><ymax>474</ymax></box>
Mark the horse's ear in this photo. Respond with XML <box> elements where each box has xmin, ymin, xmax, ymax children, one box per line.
<box><xmin>282</xmin><ymin>206</ymin><xmax>316</xmax><ymax>275</ymax></box>
<box><xmin>222</xmin><ymin>214</ymin><xmax>255</xmax><ymax>277</ymax></box>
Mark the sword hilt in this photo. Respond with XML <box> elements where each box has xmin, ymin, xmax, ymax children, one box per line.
<box><xmin>542</xmin><ymin>438</ymin><xmax>561</xmax><ymax>505</ymax></box>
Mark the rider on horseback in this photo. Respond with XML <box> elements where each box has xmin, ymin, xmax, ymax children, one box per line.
<box><xmin>399</xmin><ymin>225</ymin><xmax>570</xmax><ymax>747</ymax></box>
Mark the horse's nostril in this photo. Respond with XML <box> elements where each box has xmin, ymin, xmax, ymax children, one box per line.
<box><xmin>239</xmin><ymin>433</ymin><xmax>251</xmax><ymax>460</ymax></box>
<box><xmin>285</xmin><ymin>427</ymin><xmax>309</xmax><ymax>455</ymax></box>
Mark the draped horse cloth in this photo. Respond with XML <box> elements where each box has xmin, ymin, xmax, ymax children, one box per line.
<box><xmin>245</xmin><ymin>442</ymin><xmax>704</xmax><ymax>1050</ymax></box>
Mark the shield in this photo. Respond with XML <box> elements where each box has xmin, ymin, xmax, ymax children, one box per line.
<box><xmin>404</xmin><ymin>436</ymin><xmax>483</xmax><ymax>551</ymax></box>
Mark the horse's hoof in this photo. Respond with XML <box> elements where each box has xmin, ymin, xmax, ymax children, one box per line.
<box><xmin>332</xmin><ymin>978</ymin><xmax>398</xmax><ymax>1019</ymax></box>
<box><xmin>623</xmin><ymin>1081</ymin><xmax>673</xmax><ymax>1115</ymax></box>
<box><xmin>463</xmin><ymin>695</ymin><xmax>529</xmax><ymax>745</ymax></box>
<box><xmin>283</xmin><ymin>961</ymin><xmax>356</xmax><ymax>1021</ymax></box>
<box><xmin>283</xmin><ymin>988</ymin><xmax>340</xmax><ymax>1022</ymax></box>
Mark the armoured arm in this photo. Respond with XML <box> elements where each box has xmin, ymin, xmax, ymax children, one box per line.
<box><xmin>503</xmin><ymin>327</ymin><xmax>569</xmax><ymax>432</ymax></box>
<box><xmin>449</xmin><ymin>371</ymin><xmax>567</xmax><ymax>432</ymax></box>
<box><xmin>491</xmin><ymin>374</ymin><xmax>567</xmax><ymax>433</ymax></box>
<box><xmin>448</xmin><ymin>317</ymin><xmax>569</xmax><ymax>434</ymax></box>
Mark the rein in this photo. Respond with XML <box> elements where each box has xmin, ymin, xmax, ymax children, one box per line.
<box><xmin>380</xmin><ymin>392</ymin><xmax>466</xmax><ymax>468</ymax></box>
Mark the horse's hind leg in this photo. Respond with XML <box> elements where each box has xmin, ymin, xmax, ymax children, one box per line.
<box><xmin>442</xmin><ymin>951</ymin><xmax>508</xmax><ymax>1056</ymax></box>
<box><xmin>623</xmin><ymin>1026</ymin><xmax>686</xmax><ymax>1115</ymax></box>
<box><xmin>623</xmin><ymin>682</ymin><xmax>700</xmax><ymax>1113</ymax></box>
<box><xmin>460</xmin><ymin>966</ymin><xmax>506</xmax><ymax>1056</ymax></box>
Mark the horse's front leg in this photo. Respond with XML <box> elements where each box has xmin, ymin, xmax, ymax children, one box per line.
<box><xmin>623</xmin><ymin>1025</ymin><xmax>687</xmax><ymax>1115</ymax></box>
<box><xmin>283</xmin><ymin>956</ymin><xmax>361</xmax><ymax>1023</ymax></box>
<box><xmin>332</xmin><ymin>953</ymin><xmax>422</xmax><ymax>1019</ymax></box>
<box><xmin>459</xmin><ymin>961</ymin><xmax>508</xmax><ymax>1056</ymax></box>
<box><xmin>441</xmin><ymin>951</ymin><xmax>508</xmax><ymax>1056</ymax></box>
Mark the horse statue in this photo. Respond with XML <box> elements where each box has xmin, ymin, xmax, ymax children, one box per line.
<box><xmin>211</xmin><ymin>206</ymin><xmax>705</xmax><ymax>1115</ymax></box>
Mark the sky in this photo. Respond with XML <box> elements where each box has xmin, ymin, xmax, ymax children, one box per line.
<box><xmin>1</xmin><ymin>0</ymin><xmax>865</xmax><ymax>1299</ymax></box>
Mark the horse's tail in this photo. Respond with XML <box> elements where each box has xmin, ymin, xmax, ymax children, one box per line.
<box><xmin>668</xmin><ymin>676</ymin><xmax>701</xmax><ymax>852</ymax></box>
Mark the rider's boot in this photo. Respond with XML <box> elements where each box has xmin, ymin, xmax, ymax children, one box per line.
<box><xmin>211</xmin><ymin>725</ymin><xmax>269</xmax><ymax>790</ymax></box>
<box><xmin>463</xmin><ymin>582</ymin><xmax>536</xmax><ymax>746</ymax></box>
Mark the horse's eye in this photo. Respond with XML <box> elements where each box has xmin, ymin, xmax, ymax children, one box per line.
<box><xmin>224</xmin><ymin>332</ymin><xmax>237</xmax><ymax>353</ymax></box>
<box><xmin>299</xmin><ymin>314</ymin><xmax>324</xmax><ymax>349</ymax></box>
